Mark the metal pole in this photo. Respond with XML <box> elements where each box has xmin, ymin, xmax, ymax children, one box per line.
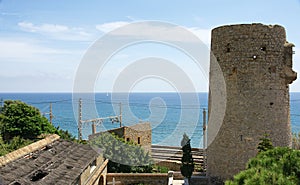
<box><xmin>92</xmin><ymin>122</ymin><xmax>96</xmax><ymax>134</ymax></box>
<box><xmin>203</xmin><ymin>108</ymin><xmax>207</xmax><ymax>174</ymax></box>
<box><xmin>119</xmin><ymin>102</ymin><xmax>122</xmax><ymax>127</ymax></box>
<box><xmin>78</xmin><ymin>98</ymin><xmax>82</xmax><ymax>140</ymax></box>
<box><xmin>203</xmin><ymin>108</ymin><xmax>206</xmax><ymax>149</ymax></box>
<box><xmin>49</xmin><ymin>103</ymin><xmax>53</xmax><ymax>125</ymax></box>
<box><xmin>0</xmin><ymin>98</ymin><xmax>3</xmax><ymax>112</ymax></box>
<box><xmin>0</xmin><ymin>98</ymin><xmax>3</xmax><ymax>108</ymax></box>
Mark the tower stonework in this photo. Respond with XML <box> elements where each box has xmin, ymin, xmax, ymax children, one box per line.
<box><xmin>207</xmin><ymin>23</ymin><xmax>297</xmax><ymax>180</ymax></box>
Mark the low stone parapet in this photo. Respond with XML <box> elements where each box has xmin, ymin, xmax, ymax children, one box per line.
<box><xmin>107</xmin><ymin>173</ymin><xmax>168</xmax><ymax>185</ymax></box>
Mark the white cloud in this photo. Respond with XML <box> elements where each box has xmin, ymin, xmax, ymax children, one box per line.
<box><xmin>95</xmin><ymin>21</ymin><xmax>211</xmax><ymax>45</ymax></box>
<box><xmin>18</xmin><ymin>22</ymin><xmax>69</xmax><ymax>33</ymax></box>
<box><xmin>3</xmin><ymin>21</ymin><xmax>212</xmax><ymax>92</ymax></box>
<box><xmin>18</xmin><ymin>21</ymin><xmax>93</xmax><ymax>41</ymax></box>
<box><xmin>0</xmin><ymin>39</ymin><xmax>66</xmax><ymax>59</ymax></box>
<box><xmin>96</xmin><ymin>21</ymin><xmax>130</xmax><ymax>33</ymax></box>
<box><xmin>0</xmin><ymin>38</ymin><xmax>80</xmax><ymax>92</ymax></box>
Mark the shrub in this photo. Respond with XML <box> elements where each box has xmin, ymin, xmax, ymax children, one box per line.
<box><xmin>257</xmin><ymin>134</ymin><xmax>273</xmax><ymax>153</ymax></box>
<box><xmin>0</xmin><ymin>100</ymin><xmax>56</xmax><ymax>141</ymax></box>
<box><xmin>292</xmin><ymin>133</ymin><xmax>300</xmax><ymax>150</ymax></box>
<box><xmin>226</xmin><ymin>147</ymin><xmax>300</xmax><ymax>185</ymax></box>
<box><xmin>89</xmin><ymin>132</ymin><xmax>152</xmax><ymax>173</ymax></box>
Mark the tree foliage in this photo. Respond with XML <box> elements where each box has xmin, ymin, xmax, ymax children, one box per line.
<box><xmin>0</xmin><ymin>100</ymin><xmax>75</xmax><ymax>156</ymax></box>
<box><xmin>54</xmin><ymin>126</ymin><xmax>75</xmax><ymax>141</ymax></box>
<box><xmin>180</xmin><ymin>133</ymin><xmax>194</xmax><ymax>181</ymax></box>
<box><xmin>89</xmin><ymin>132</ymin><xmax>152</xmax><ymax>173</ymax></box>
<box><xmin>0</xmin><ymin>100</ymin><xmax>56</xmax><ymax>140</ymax></box>
<box><xmin>292</xmin><ymin>132</ymin><xmax>300</xmax><ymax>150</ymax></box>
<box><xmin>257</xmin><ymin>134</ymin><xmax>274</xmax><ymax>153</ymax></box>
<box><xmin>226</xmin><ymin>147</ymin><xmax>300</xmax><ymax>185</ymax></box>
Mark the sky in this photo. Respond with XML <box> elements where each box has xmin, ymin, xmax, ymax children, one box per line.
<box><xmin>0</xmin><ymin>0</ymin><xmax>299</xmax><ymax>92</ymax></box>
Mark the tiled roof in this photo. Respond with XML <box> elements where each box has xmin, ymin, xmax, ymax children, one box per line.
<box><xmin>0</xmin><ymin>139</ymin><xmax>99</xmax><ymax>185</ymax></box>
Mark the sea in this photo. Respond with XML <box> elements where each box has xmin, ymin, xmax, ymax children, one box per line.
<box><xmin>0</xmin><ymin>92</ymin><xmax>299</xmax><ymax>148</ymax></box>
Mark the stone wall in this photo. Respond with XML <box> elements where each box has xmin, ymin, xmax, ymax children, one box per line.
<box><xmin>88</xmin><ymin>122</ymin><xmax>152</xmax><ymax>154</ymax></box>
<box><xmin>207</xmin><ymin>23</ymin><xmax>297</xmax><ymax>180</ymax></box>
<box><xmin>155</xmin><ymin>160</ymin><xmax>181</xmax><ymax>171</ymax></box>
<box><xmin>106</xmin><ymin>173</ymin><xmax>168</xmax><ymax>185</ymax></box>
<box><xmin>124</xmin><ymin>122</ymin><xmax>152</xmax><ymax>154</ymax></box>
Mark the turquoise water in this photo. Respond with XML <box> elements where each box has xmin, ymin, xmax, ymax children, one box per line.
<box><xmin>0</xmin><ymin>92</ymin><xmax>299</xmax><ymax>148</ymax></box>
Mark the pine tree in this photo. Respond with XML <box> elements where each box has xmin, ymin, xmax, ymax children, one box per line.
<box><xmin>180</xmin><ymin>133</ymin><xmax>194</xmax><ymax>184</ymax></box>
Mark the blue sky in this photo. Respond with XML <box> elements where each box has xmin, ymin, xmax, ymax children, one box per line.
<box><xmin>0</xmin><ymin>0</ymin><xmax>299</xmax><ymax>92</ymax></box>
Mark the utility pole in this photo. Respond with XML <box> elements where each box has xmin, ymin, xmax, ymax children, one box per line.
<box><xmin>49</xmin><ymin>103</ymin><xmax>53</xmax><ymax>125</ymax></box>
<box><xmin>0</xmin><ymin>98</ymin><xmax>3</xmax><ymax>113</ymax></box>
<box><xmin>78</xmin><ymin>98</ymin><xmax>82</xmax><ymax>140</ymax></box>
<box><xmin>203</xmin><ymin>108</ymin><xmax>206</xmax><ymax>149</ymax></box>
<box><xmin>203</xmin><ymin>108</ymin><xmax>207</xmax><ymax>174</ymax></box>
<box><xmin>44</xmin><ymin>102</ymin><xmax>54</xmax><ymax>124</ymax></box>
<box><xmin>92</xmin><ymin>122</ymin><xmax>96</xmax><ymax>134</ymax></box>
<box><xmin>119</xmin><ymin>102</ymin><xmax>122</xmax><ymax>127</ymax></box>
<box><xmin>78</xmin><ymin>99</ymin><xmax>122</xmax><ymax>139</ymax></box>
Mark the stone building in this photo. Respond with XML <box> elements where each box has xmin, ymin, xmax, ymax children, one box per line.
<box><xmin>0</xmin><ymin>134</ymin><xmax>108</xmax><ymax>185</ymax></box>
<box><xmin>207</xmin><ymin>23</ymin><xmax>297</xmax><ymax>180</ymax></box>
<box><xmin>89</xmin><ymin>122</ymin><xmax>152</xmax><ymax>154</ymax></box>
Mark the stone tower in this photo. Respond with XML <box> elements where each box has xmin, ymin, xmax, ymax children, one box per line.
<box><xmin>207</xmin><ymin>23</ymin><xmax>297</xmax><ymax>180</ymax></box>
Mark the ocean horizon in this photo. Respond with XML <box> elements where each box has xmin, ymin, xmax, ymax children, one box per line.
<box><xmin>0</xmin><ymin>92</ymin><xmax>299</xmax><ymax>148</ymax></box>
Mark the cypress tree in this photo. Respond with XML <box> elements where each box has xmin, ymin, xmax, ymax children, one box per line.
<box><xmin>180</xmin><ymin>133</ymin><xmax>194</xmax><ymax>184</ymax></box>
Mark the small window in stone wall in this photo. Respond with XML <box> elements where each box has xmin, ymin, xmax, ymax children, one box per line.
<box><xmin>138</xmin><ymin>137</ymin><xmax>141</xmax><ymax>144</ymax></box>
<box><xmin>126</xmin><ymin>138</ymin><xmax>130</xmax><ymax>142</ymax></box>
<box><xmin>225</xmin><ymin>43</ymin><xmax>231</xmax><ymax>53</ymax></box>
<box><xmin>260</xmin><ymin>46</ymin><xmax>266</xmax><ymax>51</ymax></box>
<box><xmin>268</xmin><ymin>66</ymin><xmax>276</xmax><ymax>73</ymax></box>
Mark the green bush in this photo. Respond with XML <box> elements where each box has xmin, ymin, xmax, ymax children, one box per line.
<box><xmin>89</xmin><ymin>132</ymin><xmax>152</xmax><ymax>173</ymax></box>
<box><xmin>152</xmin><ymin>165</ymin><xmax>169</xmax><ymax>173</ymax></box>
<box><xmin>55</xmin><ymin>126</ymin><xmax>76</xmax><ymax>141</ymax></box>
<box><xmin>0</xmin><ymin>100</ymin><xmax>75</xmax><ymax>156</ymax></box>
<box><xmin>292</xmin><ymin>133</ymin><xmax>300</xmax><ymax>150</ymax></box>
<box><xmin>0</xmin><ymin>135</ymin><xmax>34</xmax><ymax>156</ymax></box>
<box><xmin>257</xmin><ymin>134</ymin><xmax>273</xmax><ymax>153</ymax></box>
<box><xmin>0</xmin><ymin>136</ymin><xmax>8</xmax><ymax>156</ymax></box>
<box><xmin>0</xmin><ymin>100</ymin><xmax>56</xmax><ymax>141</ymax></box>
<box><xmin>226</xmin><ymin>147</ymin><xmax>300</xmax><ymax>185</ymax></box>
